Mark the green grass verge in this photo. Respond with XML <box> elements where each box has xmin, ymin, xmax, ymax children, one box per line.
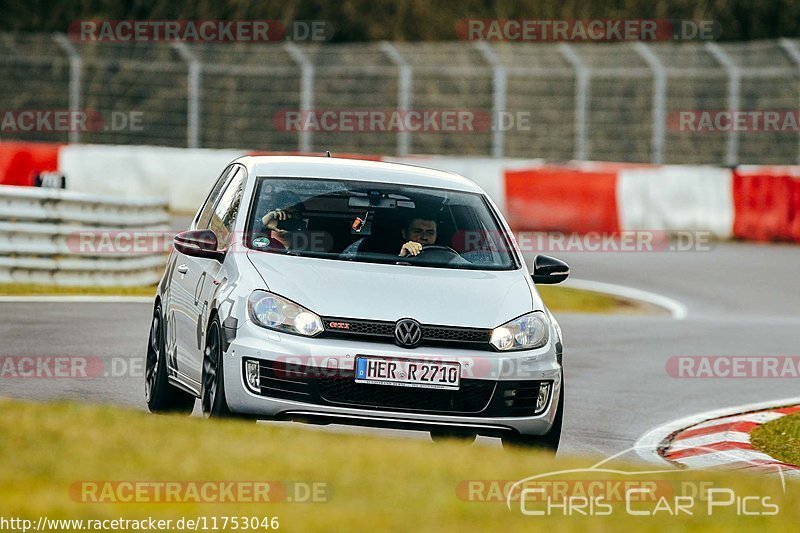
<box><xmin>0</xmin><ymin>283</ymin><xmax>651</xmax><ymax>315</ymax></box>
<box><xmin>537</xmin><ymin>285</ymin><xmax>661</xmax><ymax>314</ymax></box>
<box><xmin>751</xmin><ymin>413</ymin><xmax>800</xmax><ymax>466</ymax></box>
<box><xmin>1</xmin><ymin>398</ymin><xmax>798</xmax><ymax>531</ymax></box>
<box><xmin>0</xmin><ymin>283</ymin><xmax>156</xmax><ymax>297</ymax></box>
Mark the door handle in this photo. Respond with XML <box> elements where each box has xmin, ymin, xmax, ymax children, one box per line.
<box><xmin>177</xmin><ymin>264</ymin><xmax>189</xmax><ymax>275</ymax></box>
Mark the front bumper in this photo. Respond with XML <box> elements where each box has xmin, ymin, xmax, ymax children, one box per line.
<box><xmin>223</xmin><ymin>320</ymin><xmax>563</xmax><ymax>437</ymax></box>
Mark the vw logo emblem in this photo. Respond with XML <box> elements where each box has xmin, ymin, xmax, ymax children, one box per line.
<box><xmin>394</xmin><ymin>318</ymin><xmax>422</xmax><ymax>348</ymax></box>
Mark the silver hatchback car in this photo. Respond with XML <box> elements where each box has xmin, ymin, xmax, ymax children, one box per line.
<box><xmin>145</xmin><ymin>156</ymin><xmax>569</xmax><ymax>450</ymax></box>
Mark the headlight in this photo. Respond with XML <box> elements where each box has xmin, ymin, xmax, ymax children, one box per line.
<box><xmin>247</xmin><ymin>290</ymin><xmax>323</xmax><ymax>337</ymax></box>
<box><xmin>490</xmin><ymin>311</ymin><xmax>549</xmax><ymax>351</ymax></box>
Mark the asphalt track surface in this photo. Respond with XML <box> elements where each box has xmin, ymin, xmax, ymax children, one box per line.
<box><xmin>1</xmin><ymin>241</ymin><xmax>798</xmax><ymax>459</ymax></box>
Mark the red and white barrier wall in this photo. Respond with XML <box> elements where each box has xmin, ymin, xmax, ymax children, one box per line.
<box><xmin>0</xmin><ymin>142</ymin><xmax>61</xmax><ymax>186</ymax></box>
<box><xmin>505</xmin><ymin>161</ymin><xmax>800</xmax><ymax>242</ymax></box>
<box><xmin>2</xmin><ymin>141</ymin><xmax>800</xmax><ymax>243</ymax></box>
<box><xmin>506</xmin><ymin>162</ymin><xmax>736</xmax><ymax>238</ymax></box>
<box><xmin>733</xmin><ymin>166</ymin><xmax>800</xmax><ymax>242</ymax></box>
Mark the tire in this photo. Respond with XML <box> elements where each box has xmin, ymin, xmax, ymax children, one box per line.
<box><xmin>201</xmin><ymin>317</ymin><xmax>235</xmax><ymax>418</ymax></box>
<box><xmin>430</xmin><ymin>430</ymin><xmax>477</xmax><ymax>444</ymax></box>
<box><xmin>145</xmin><ymin>305</ymin><xmax>196</xmax><ymax>414</ymax></box>
<box><xmin>502</xmin><ymin>375</ymin><xmax>564</xmax><ymax>453</ymax></box>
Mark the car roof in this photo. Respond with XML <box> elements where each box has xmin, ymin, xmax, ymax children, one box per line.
<box><xmin>235</xmin><ymin>156</ymin><xmax>484</xmax><ymax>194</ymax></box>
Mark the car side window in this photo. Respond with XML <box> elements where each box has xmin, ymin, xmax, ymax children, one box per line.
<box><xmin>195</xmin><ymin>165</ymin><xmax>235</xmax><ymax>230</ymax></box>
<box><xmin>208</xmin><ymin>166</ymin><xmax>246</xmax><ymax>249</ymax></box>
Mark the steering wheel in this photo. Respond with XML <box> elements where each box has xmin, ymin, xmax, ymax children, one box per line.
<box><xmin>398</xmin><ymin>245</ymin><xmax>462</xmax><ymax>264</ymax></box>
<box><xmin>417</xmin><ymin>245</ymin><xmax>459</xmax><ymax>256</ymax></box>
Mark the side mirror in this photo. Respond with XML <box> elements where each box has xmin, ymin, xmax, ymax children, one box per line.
<box><xmin>531</xmin><ymin>254</ymin><xmax>569</xmax><ymax>284</ymax></box>
<box><xmin>174</xmin><ymin>230</ymin><xmax>225</xmax><ymax>262</ymax></box>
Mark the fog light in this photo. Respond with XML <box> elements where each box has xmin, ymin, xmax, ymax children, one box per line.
<box><xmin>503</xmin><ymin>389</ymin><xmax>517</xmax><ymax>406</ymax></box>
<box><xmin>245</xmin><ymin>360</ymin><xmax>260</xmax><ymax>392</ymax></box>
<box><xmin>536</xmin><ymin>383</ymin><xmax>551</xmax><ymax>413</ymax></box>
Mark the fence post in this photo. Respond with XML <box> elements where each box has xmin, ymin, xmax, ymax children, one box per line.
<box><xmin>779</xmin><ymin>39</ymin><xmax>800</xmax><ymax>164</ymax></box>
<box><xmin>380</xmin><ymin>42</ymin><xmax>413</xmax><ymax>156</ymax></box>
<box><xmin>172</xmin><ymin>42</ymin><xmax>202</xmax><ymax>149</ymax></box>
<box><xmin>52</xmin><ymin>33</ymin><xmax>82</xmax><ymax>144</ymax></box>
<box><xmin>559</xmin><ymin>43</ymin><xmax>590</xmax><ymax>161</ymax></box>
<box><xmin>285</xmin><ymin>43</ymin><xmax>315</xmax><ymax>153</ymax></box>
<box><xmin>474</xmin><ymin>42</ymin><xmax>506</xmax><ymax>158</ymax></box>
<box><xmin>706</xmin><ymin>43</ymin><xmax>741</xmax><ymax>166</ymax></box>
<box><xmin>633</xmin><ymin>42</ymin><xmax>666</xmax><ymax>164</ymax></box>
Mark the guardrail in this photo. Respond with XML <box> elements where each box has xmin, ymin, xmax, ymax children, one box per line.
<box><xmin>0</xmin><ymin>185</ymin><xmax>171</xmax><ymax>286</ymax></box>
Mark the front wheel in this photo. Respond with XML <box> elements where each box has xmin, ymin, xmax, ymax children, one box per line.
<box><xmin>145</xmin><ymin>305</ymin><xmax>196</xmax><ymax>414</ymax></box>
<box><xmin>502</xmin><ymin>376</ymin><xmax>564</xmax><ymax>453</ymax></box>
<box><xmin>201</xmin><ymin>317</ymin><xmax>235</xmax><ymax>418</ymax></box>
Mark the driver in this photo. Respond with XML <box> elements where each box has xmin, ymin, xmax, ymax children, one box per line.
<box><xmin>259</xmin><ymin>191</ymin><xmax>305</xmax><ymax>250</ymax></box>
<box><xmin>399</xmin><ymin>214</ymin><xmax>438</xmax><ymax>257</ymax></box>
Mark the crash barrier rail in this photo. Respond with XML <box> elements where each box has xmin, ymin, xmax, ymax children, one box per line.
<box><xmin>0</xmin><ymin>185</ymin><xmax>169</xmax><ymax>286</ymax></box>
<box><xmin>2</xmin><ymin>34</ymin><xmax>800</xmax><ymax>165</ymax></box>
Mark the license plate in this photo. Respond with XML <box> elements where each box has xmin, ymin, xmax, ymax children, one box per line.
<box><xmin>355</xmin><ymin>356</ymin><xmax>460</xmax><ymax>390</ymax></box>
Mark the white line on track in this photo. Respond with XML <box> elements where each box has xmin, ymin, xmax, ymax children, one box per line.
<box><xmin>562</xmin><ymin>278</ymin><xmax>689</xmax><ymax>319</ymax></box>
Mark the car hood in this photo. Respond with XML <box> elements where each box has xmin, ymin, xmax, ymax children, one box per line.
<box><xmin>246</xmin><ymin>251</ymin><xmax>538</xmax><ymax>328</ymax></box>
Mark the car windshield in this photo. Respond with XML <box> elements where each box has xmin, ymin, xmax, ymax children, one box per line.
<box><xmin>245</xmin><ymin>177</ymin><xmax>517</xmax><ymax>270</ymax></box>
